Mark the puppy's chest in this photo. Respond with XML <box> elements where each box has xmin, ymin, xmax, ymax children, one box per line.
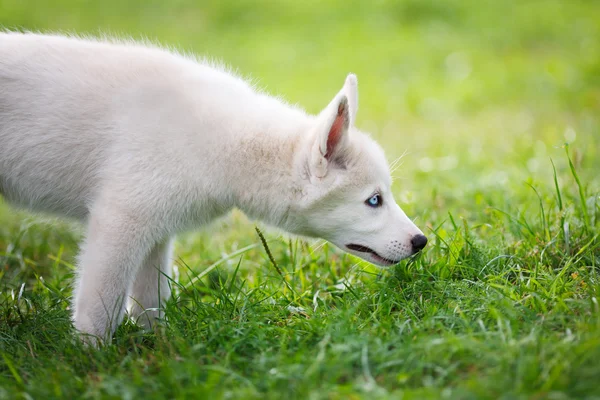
<box><xmin>172</xmin><ymin>194</ymin><xmax>233</xmax><ymax>233</ymax></box>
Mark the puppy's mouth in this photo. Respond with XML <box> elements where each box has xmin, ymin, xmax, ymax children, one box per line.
<box><xmin>346</xmin><ymin>244</ymin><xmax>400</xmax><ymax>266</ymax></box>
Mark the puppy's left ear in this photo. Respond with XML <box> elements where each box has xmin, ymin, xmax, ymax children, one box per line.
<box><xmin>309</xmin><ymin>74</ymin><xmax>358</xmax><ymax>178</ymax></box>
<box><xmin>310</xmin><ymin>93</ymin><xmax>351</xmax><ymax>178</ymax></box>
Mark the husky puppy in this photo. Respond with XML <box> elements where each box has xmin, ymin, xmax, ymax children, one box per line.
<box><xmin>0</xmin><ymin>32</ymin><xmax>427</xmax><ymax>342</ymax></box>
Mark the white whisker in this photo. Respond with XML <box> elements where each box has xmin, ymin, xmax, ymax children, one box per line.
<box><xmin>389</xmin><ymin>149</ymin><xmax>409</xmax><ymax>175</ymax></box>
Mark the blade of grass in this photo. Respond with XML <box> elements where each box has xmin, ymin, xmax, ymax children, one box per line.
<box><xmin>565</xmin><ymin>144</ymin><xmax>590</xmax><ymax>233</ymax></box>
<box><xmin>184</xmin><ymin>243</ymin><xmax>263</xmax><ymax>289</ymax></box>
<box><xmin>255</xmin><ymin>227</ymin><xmax>295</xmax><ymax>295</ymax></box>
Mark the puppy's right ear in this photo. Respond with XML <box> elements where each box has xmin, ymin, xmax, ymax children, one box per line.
<box><xmin>344</xmin><ymin>74</ymin><xmax>358</xmax><ymax>126</ymax></box>
<box><xmin>309</xmin><ymin>93</ymin><xmax>351</xmax><ymax>178</ymax></box>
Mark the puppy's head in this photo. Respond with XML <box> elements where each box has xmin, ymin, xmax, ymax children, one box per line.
<box><xmin>292</xmin><ymin>74</ymin><xmax>426</xmax><ymax>266</ymax></box>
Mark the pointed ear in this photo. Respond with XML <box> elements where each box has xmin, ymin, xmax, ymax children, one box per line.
<box><xmin>310</xmin><ymin>93</ymin><xmax>351</xmax><ymax>178</ymax></box>
<box><xmin>324</xmin><ymin>95</ymin><xmax>350</xmax><ymax>159</ymax></box>
<box><xmin>344</xmin><ymin>74</ymin><xmax>358</xmax><ymax>126</ymax></box>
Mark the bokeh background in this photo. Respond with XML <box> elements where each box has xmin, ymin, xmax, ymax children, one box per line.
<box><xmin>1</xmin><ymin>1</ymin><xmax>599</xmax><ymax>397</ymax></box>
<box><xmin>1</xmin><ymin>0</ymin><xmax>598</xmax><ymax>265</ymax></box>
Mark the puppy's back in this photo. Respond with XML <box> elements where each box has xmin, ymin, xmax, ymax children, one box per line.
<box><xmin>0</xmin><ymin>33</ymin><xmax>182</xmax><ymax>217</ymax></box>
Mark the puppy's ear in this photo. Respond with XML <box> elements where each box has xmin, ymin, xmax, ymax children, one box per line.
<box><xmin>310</xmin><ymin>93</ymin><xmax>351</xmax><ymax>178</ymax></box>
<box><xmin>309</xmin><ymin>74</ymin><xmax>359</xmax><ymax>178</ymax></box>
<box><xmin>344</xmin><ymin>74</ymin><xmax>358</xmax><ymax>126</ymax></box>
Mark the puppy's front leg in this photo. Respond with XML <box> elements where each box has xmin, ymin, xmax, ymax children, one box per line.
<box><xmin>128</xmin><ymin>238</ymin><xmax>174</xmax><ymax>329</ymax></box>
<box><xmin>73</xmin><ymin>207</ymin><xmax>155</xmax><ymax>344</ymax></box>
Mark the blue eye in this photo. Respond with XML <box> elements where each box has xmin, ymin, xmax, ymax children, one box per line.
<box><xmin>366</xmin><ymin>193</ymin><xmax>382</xmax><ymax>208</ymax></box>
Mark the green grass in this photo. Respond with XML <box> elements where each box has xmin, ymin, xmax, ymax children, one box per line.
<box><xmin>1</xmin><ymin>0</ymin><xmax>600</xmax><ymax>398</ymax></box>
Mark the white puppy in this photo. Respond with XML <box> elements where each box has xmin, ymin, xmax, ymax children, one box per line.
<box><xmin>0</xmin><ymin>32</ymin><xmax>427</xmax><ymax>342</ymax></box>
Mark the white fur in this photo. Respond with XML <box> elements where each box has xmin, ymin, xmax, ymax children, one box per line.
<box><xmin>0</xmin><ymin>32</ymin><xmax>424</xmax><ymax>342</ymax></box>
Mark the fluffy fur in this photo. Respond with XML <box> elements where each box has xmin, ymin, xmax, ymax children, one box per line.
<box><xmin>0</xmin><ymin>32</ymin><xmax>425</xmax><ymax>343</ymax></box>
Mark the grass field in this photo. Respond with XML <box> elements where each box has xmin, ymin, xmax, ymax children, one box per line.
<box><xmin>1</xmin><ymin>0</ymin><xmax>600</xmax><ymax>398</ymax></box>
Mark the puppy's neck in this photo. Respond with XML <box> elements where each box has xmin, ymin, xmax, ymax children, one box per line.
<box><xmin>224</xmin><ymin>102</ymin><xmax>313</xmax><ymax>232</ymax></box>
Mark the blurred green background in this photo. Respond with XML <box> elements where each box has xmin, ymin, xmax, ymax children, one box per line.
<box><xmin>1</xmin><ymin>0</ymin><xmax>599</xmax><ymax>216</ymax></box>
<box><xmin>1</xmin><ymin>1</ymin><xmax>599</xmax><ymax>397</ymax></box>
<box><xmin>1</xmin><ymin>0</ymin><xmax>598</xmax><ymax>260</ymax></box>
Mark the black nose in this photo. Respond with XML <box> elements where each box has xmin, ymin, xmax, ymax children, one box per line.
<box><xmin>411</xmin><ymin>234</ymin><xmax>428</xmax><ymax>253</ymax></box>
